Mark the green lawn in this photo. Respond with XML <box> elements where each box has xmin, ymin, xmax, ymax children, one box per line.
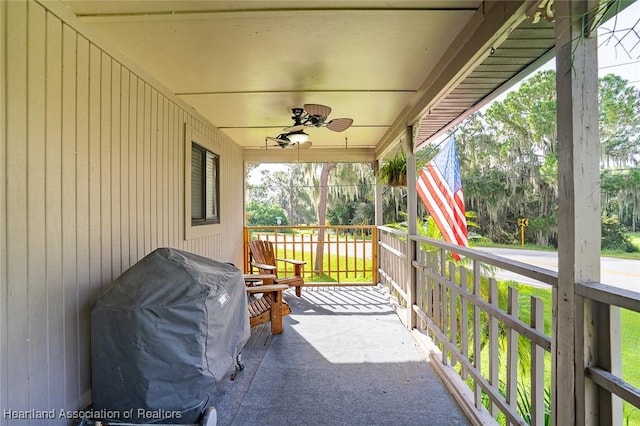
<box><xmin>507</xmin><ymin>282</ymin><xmax>640</xmax><ymax>425</ymax></box>
<box><xmin>272</xmin><ymin>246</ymin><xmax>373</xmax><ymax>284</ymax></box>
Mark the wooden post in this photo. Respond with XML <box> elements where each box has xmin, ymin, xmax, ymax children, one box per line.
<box><xmin>374</xmin><ymin>160</ymin><xmax>383</xmax><ymax>286</ymax></box>
<box><xmin>374</xmin><ymin>159</ymin><xmax>383</xmax><ymax>227</ymax></box>
<box><xmin>404</xmin><ymin>126</ymin><xmax>417</xmax><ymax>329</ymax></box>
<box><xmin>553</xmin><ymin>0</ymin><xmax>614</xmax><ymax>424</ymax></box>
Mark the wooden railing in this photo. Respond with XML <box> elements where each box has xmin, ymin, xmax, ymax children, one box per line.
<box><xmin>377</xmin><ymin>225</ymin><xmax>640</xmax><ymax>425</ymax></box>
<box><xmin>377</xmin><ymin>226</ymin><xmax>408</xmax><ymax>304</ymax></box>
<box><xmin>244</xmin><ymin>225</ymin><xmax>377</xmax><ymax>285</ymax></box>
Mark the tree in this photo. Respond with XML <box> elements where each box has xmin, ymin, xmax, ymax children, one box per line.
<box><xmin>453</xmin><ymin>70</ymin><xmax>640</xmax><ymax>246</ymax></box>
<box><xmin>246</xmin><ymin>201</ymin><xmax>289</xmax><ymax>226</ymax></box>
<box><xmin>314</xmin><ymin>163</ymin><xmax>337</xmax><ymax>273</ymax></box>
<box><xmin>246</xmin><ymin>164</ymin><xmax>316</xmax><ymax>225</ymax></box>
<box><xmin>248</xmin><ymin>161</ymin><xmax>374</xmax><ymax>274</ymax></box>
<box><xmin>598</xmin><ymin>74</ymin><xmax>640</xmax><ymax>167</ymax></box>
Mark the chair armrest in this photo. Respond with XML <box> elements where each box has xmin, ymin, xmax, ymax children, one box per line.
<box><xmin>275</xmin><ymin>258</ymin><xmax>306</xmax><ymax>266</ymax></box>
<box><xmin>243</xmin><ymin>273</ymin><xmax>277</xmax><ymax>283</ymax></box>
<box><xmin>246</xmin><ymin>284</ymin><xmax>289</xmax><ymax>294</ymax></box>
<box><xmin>250</xmin><ymin>261</ymin><xmax>277</xmax><ymax>271</ymax></box>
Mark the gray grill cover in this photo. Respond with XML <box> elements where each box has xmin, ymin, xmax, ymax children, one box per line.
<box><xmin>91</xmin><ymin>248</ymin><xmax>250</xmax><ymax>423</ymax></box>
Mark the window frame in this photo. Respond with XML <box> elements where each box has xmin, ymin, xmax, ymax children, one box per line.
<box><xmin>184</xmin><ymin>124</ymin><xmax>222</xmax><ymax>240</ymax></box>
<box><xmin>191</xmin><ymin>143</ymin><xmax>220</xmax><ymax>226</ymax></box>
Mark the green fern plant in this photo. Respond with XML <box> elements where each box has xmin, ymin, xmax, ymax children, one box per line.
<box><xmin>377</xmin><ymin>150</ymin><xmax>407</xmax><ymax>187</ymax></box>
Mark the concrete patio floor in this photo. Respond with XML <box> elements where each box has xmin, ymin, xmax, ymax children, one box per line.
<box><xmin>212</xmin><ymin>286</ymin><xmax>470</xmax><ymax>426</ymax></box>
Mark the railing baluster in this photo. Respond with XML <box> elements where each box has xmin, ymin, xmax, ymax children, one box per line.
<box><xmin>531</xmin><ymin>296</ymin><xmax>545</xmax><ymax>426</ymax></box>
<box><xmin>449</xmin><ymin>262</ymin><xmax>457</xmax><ymax>368</ymax></box>
<box><xmin>507</xmin><ymin>287</ymin><xmax>519</xmax><ymax>420</ymax></box>
<box><xmin>460</xmin><ymin>266</ymin><xmax>469</xmax><ymax>380</ymax></box>
<box><xmin>434</xmin><ymin>253</ymin><xmax>441</xmax><ymax>349</ymax></box>
<box><xmin>442</xmin><ymin>261</ymin><xmax>449</xmax><ymax>365</ymax></box>
<box><xmin>426</xmin><ymin>252</ymin><xmax>432</xmax><ymax>327</ymax></box>
<box><xmin>489</xmin><ymin>278</ymin><xmax>499</xmax><ymax>418</ymax></box>
<box><xmin>473</xmin><ymin>259</ymin><xmax>482</xmax><ymax>410</ymax></box>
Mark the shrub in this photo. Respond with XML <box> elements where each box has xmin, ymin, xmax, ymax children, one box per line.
<box><xmin>601</xmin><ymin>213</ymin><xmax>638</xmax><ymax>252</ymax></box>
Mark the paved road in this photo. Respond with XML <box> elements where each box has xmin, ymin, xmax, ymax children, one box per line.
<box><xmin>478</xmin><ymin>247</ymin><xmax>640</xmax><ymax>292</ymax></box>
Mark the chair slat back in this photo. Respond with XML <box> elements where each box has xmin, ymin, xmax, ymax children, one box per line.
<box><xmin>248</xmin><ymin>239</ymin><xmax>277</xmax><ymax>276</ymax></box>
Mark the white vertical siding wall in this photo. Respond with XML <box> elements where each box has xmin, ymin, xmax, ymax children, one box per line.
<box><xmin>0</xmin><ymin>1</ymin><xmax>245</xmax><ymax>421</ymax></box>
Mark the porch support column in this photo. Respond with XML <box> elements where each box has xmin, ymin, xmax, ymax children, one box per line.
<box><xmin>403</xmin><ymin>126</ymin><xmax>417</xmax><ymax>329</ymax></box>
<box><xmin>554</xmin><ymin>0</ymin><xmax>618</xmax><ymax>424</ymax></box>
<box><xmin>374</xmin><ymin>160</ymin><xmax>383</xmax><ymax>227</ymax></box>
<box><xmin>374</xmin><ymin>160</ymin><xmax>383</xmax><ymax>286</ymax></box>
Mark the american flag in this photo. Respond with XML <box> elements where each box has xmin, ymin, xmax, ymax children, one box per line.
<box><xmin>416</xmin><ymin>136</ymin><xmax>468</xmax><ymax>259</ymax></box>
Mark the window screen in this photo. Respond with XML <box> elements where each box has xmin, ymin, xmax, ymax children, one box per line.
<box><xmin>191</xmin><ymin>144</ymin><xmax>220</xmax><ymax>225</ymax></box>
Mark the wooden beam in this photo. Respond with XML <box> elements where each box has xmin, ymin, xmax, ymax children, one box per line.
<box><xmin>243</xmin><ymin>147</ymin><xmax>375</xmax><ymax>163</ymax></box>
<box><xmin>553</xmin><ymin>1</ymin><xmax>612</xmax><ymax>424</ymax></box>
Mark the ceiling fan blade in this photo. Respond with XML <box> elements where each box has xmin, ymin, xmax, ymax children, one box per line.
<box><xmin>326</xmin><ymin>118</ymin><xmax>353</xmax><ymax>132</ymax></box>
<box><xmin>304</xmin><ymin>103</ymin><xmax>331</xmax><ymax>118</ymax></box>
<box><xmin>266</xmin><ymin>135</ymin><xmax>291</xmax><ymax>147</ymax></box>
<box><xmin>266</xmin><ymin>136</ymin><xmax>287</xmax><ymax>143</ymax></box>
<box><xmin>282</xmin><ymin>124</ymin><xmax>306</xmax><ymax>132</ymax></box>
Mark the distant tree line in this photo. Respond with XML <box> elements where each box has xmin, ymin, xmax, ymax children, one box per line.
<box><xmin>454</xmin><ymin>70</ymin><xmax>639</xmax><ymax>250</ymax></box>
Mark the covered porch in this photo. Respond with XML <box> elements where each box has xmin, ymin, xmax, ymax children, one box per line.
<box><xmin>213</xmin><ymin>287</ymin><xmax>469</xmax><ymax>425</ymax></box>
<box><xmin>2</xmin><ymin>1</ymin><xmax>639</xmax><ymax>425</ymax></box>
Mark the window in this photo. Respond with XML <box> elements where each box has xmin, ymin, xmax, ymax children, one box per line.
<box><xmin>191</xmin><ymin>143</ymin><xmax>220</xmax><ymax>225</ymax></box>
<box><xmin>184</xmin><ymin>124</ymin><xmax>222</xmax><ymax>240</ymax></box>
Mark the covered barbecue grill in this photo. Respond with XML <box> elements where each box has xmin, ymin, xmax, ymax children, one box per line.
<box><xmin>90</xmin><ymin>248</ymin><xmax>250</xmax><ymax>424</ymax></box>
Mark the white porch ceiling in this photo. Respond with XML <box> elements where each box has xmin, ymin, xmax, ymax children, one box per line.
<box><xmin>60</xmin><ymin>1</ymin><xmax>549</xmax><ymax>158</ymax></box>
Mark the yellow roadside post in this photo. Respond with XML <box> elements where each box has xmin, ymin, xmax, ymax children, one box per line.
<box><xmin>517</xmin><ymin>218</ymin><xmax>529</xmax><ymax>247</ymax></box>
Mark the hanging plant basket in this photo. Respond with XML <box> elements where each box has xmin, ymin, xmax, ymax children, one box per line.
<box><xmin>388</xmin><ymin>174</ymin><xmax>407</xmax><ymax>187</ymax></box>
<box><xmin>377</xmin><ymin>150</ymin><xmax>407</xmax><ymax>187</ymax></box>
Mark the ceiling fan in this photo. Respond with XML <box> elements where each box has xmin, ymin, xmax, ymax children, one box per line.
<box><xmin>266</xmin><ymin>104</ymin><xmax>353</xmax><ymax>149</ymax></box>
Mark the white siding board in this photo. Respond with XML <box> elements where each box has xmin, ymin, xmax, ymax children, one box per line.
<box><xmin>143</xmin><ymin>83</ymin><xmax>151</xmax><ymax>256</ymax></box>
<box><xmin>165</xmin><ymin>101</ymin><xmax>172</xmax><ymax>247</ymax></box>
<box><xmin>177</xmin><ymin>106</ymin><xmax>183</xmax><ymax>247</ymax></box>
<box><xmin>88</xmin><ymin>44</ymin><xmax>101</xmax><ymax>304</ymax></box>
<box><xmin>75</xmin><ymin>34</ymin><xmax>92</xmax><ymax>404</ymax></box>
<box><xmin>162</xmin><ymin>96</ymin><xmax>175</xmax><ymax>247</ymax></box>
<box><xmin>157</xmin><ymin>95</ymin><xmax>164</xmax><ymax>247</ymax></box>
<box><xmin>100</xmin><ymin>52</ymin><xmax>112</xmax><ymax>287</ymax></box>
<box><xmin>120</xmin><ymin>68</ymin><xmax>130</xmax><ymax>272</ymax></box>
<box><xmin>150</xmin><ymin>90</ymin><xmax>158</xmax><ymax>252</ymax></box>
<box><xmin>136</xmin><ymin>79</ymin><xmax>145</xmax><ymax>260</ymax></box>
<box><xmin>0</xmin><ymin>0</ymin><xmax>8</xmax><ymax>415</ymax></box>
<box><xmin>45</xmin><ymin>11</ymin><xmax>66</xmax><ymax>410</ymax></box>
<box><xmin>3</xmin><ymin>1</ymin><xmax>246</xmax><ymax>418</ymax></box>
<box><xmin>27</xmin><ymin>3</ymin><xmax>49</xmax><ymax>414</ymax></box>
<box><xmin>6</xmin><ymin>0</ymin><xmax>30</xmax><ymax>411</ymax></box>
<box><xmin>128</xmin><ymin>74</ymin><xmax>138</xmax><ymax>266</ymax></box>
<box><xmin>110</xmin><ymin>60</ymin><xmax>121</xmax><ymax>280</ymax></box>
<box><xmin>61</xmin><ymin>23</ymin><xmax>80</xmax><ymax>408</ymax></box>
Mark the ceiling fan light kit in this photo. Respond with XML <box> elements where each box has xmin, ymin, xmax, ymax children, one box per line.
<box><xmin>287</xmin><ymin>130</ymin><xmax>310</xmax><ymax>145</ymax></box>
<box><xmin>266</xmin><ymin>103</ymin><xmax>353</xmax><ymax>149</ymax></box>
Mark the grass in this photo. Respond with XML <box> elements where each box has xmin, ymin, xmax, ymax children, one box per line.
<box><xmin>501</xmin><ymin>282</ymin><xmax>640</xmax><ymax>425</ymax></box>
<box><xmin>272</xmin><ymin>246</ymin><xmax>374</xmax><ymax>284</ymax></box>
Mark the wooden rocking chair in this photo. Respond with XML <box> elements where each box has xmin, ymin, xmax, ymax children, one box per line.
<box><xmin>248</xmin><ymin>239</ymin><xmax>306</xmax><ymax>297</ymax></box>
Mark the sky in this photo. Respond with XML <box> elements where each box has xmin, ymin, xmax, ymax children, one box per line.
<box><xmin>518</xmin><ymin>0</ymin><xmax>640</xmax><ymax>88</ymax></box>
<box><xmin>597</xmin><ymin>0</ymin><xmax>640</xmax><ymax>87</ymax></box>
